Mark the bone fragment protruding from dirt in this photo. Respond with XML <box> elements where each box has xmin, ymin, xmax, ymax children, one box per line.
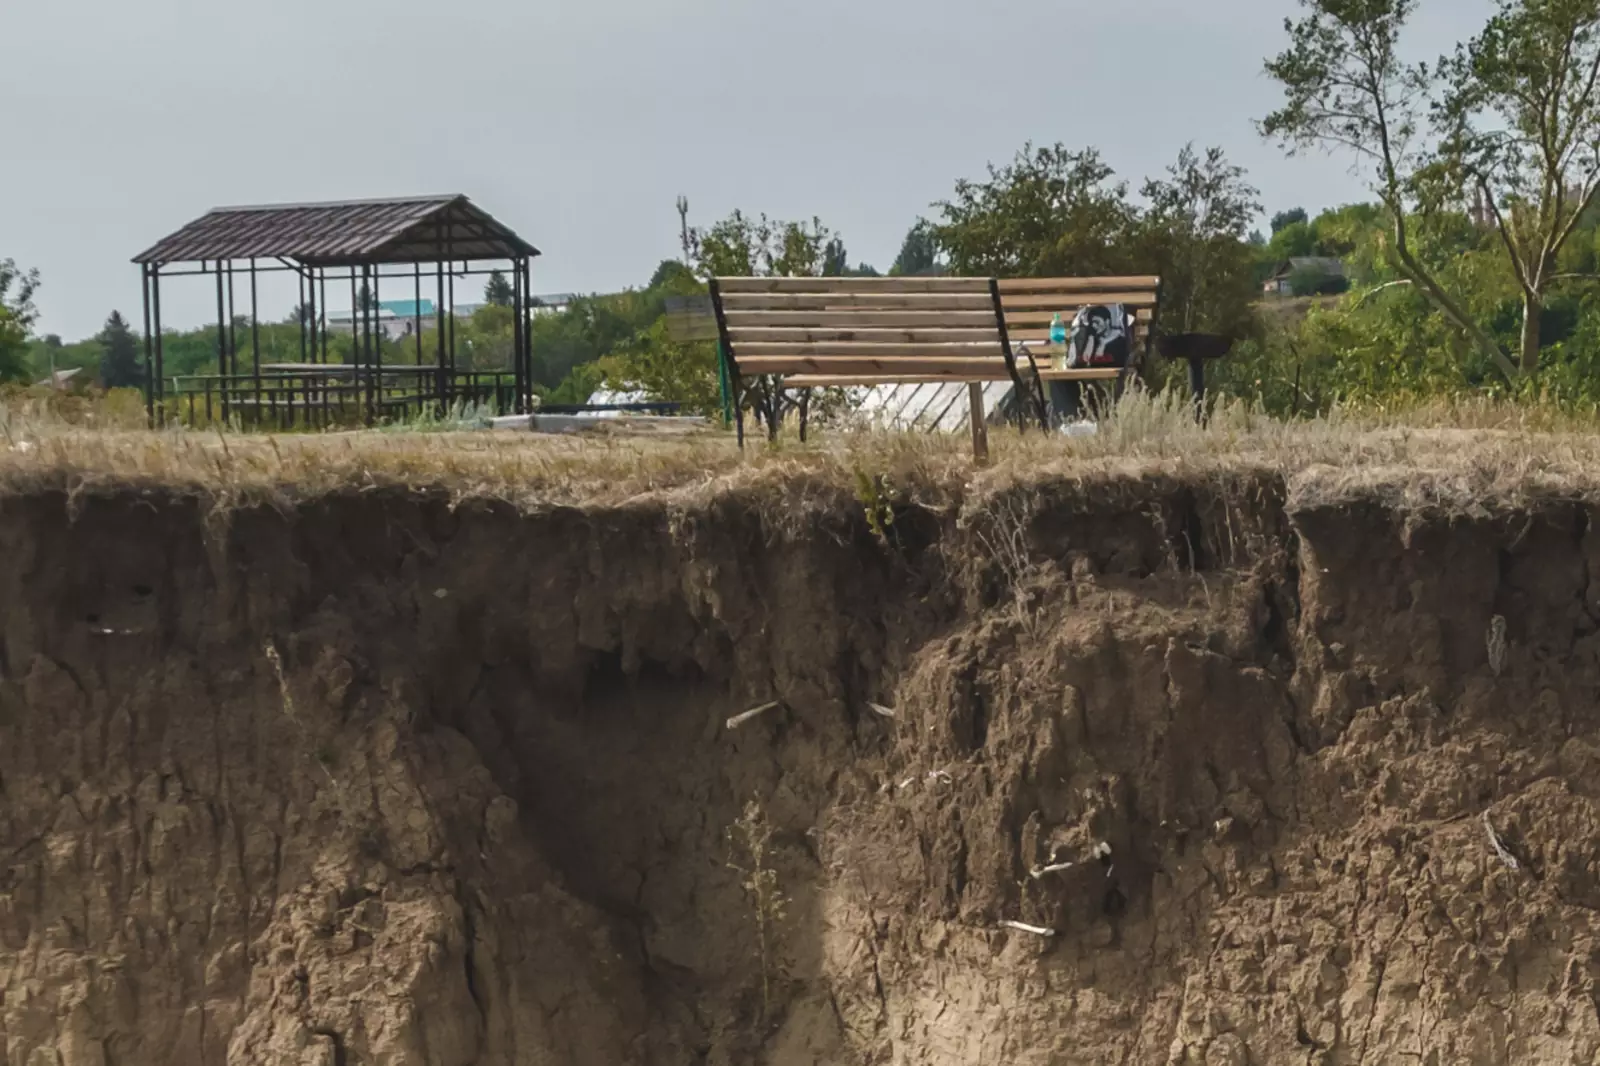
<box><xmin>1482</xmin><ymin>810</ymin><xmax>1521</xmax><ymax>872</ymax></box>
<box><xmin>868</xmin><ymin>702</ymin><xmax>897</xmax><ymax>718</ymax></box>
<box><xmin>726</xmin><ymin>701</ymin><xmax>781</xmax><ymax>730</ymax></box>
<box><xmin>1030</xmin><ymin>861</ymin><xmax>1076</xmax><ymax>879</ymax></box>
<box><xmin>999</xmin><ymin>920</ymin><xmax>1057</xmax><ymax>937</ymax></box>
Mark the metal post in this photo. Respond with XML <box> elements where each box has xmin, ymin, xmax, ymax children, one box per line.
<box><xmin>215</xmin><ymin>262</ymin><xmax>229</xmax><ymax>424</ymax></box>
<box><xmin>318</xmin><ymin>270</ymin><xmax>328</xmax><ymax>364</ymax></box>
<box><xmin>511</xmin><ymin>258</ymin><xmax>526</xmax><ymax>414</ymax></box>
<box><xmin>298</xmin><ymin>268</ymin><xmax>307</xmax><ymax>365</ymax></box>
<box><xmin>141</xmin><ymin>265</ymin><xmax>154</xmax><ymax>425</ymax></box>
<box><xmin>372</xmin><ymin>265</ymin><xmax>383</xmax><ymax>421</ymax></box>
<box><xmin>250</xmin><ymin>258</ymin><xmax>262</xmax><ymax>404</ymax></box>
<box><xmin>152</xmin><ymin>265</ymin><xmax>165</xmax><ymax>425</ymax></box>
<box><xmin>435</xmin><ymin>227</ymin><xmax>448</xmax><ymax>409</ymax></box>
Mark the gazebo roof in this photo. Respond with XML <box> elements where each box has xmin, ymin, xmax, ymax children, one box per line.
<box><xmin>133</xmin><ymin>194</ymin><xmax>540</xmax><ymax>267</ymax></box>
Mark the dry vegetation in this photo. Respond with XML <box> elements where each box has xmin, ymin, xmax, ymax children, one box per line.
<box><xmin>5</xmin><ymin>388</ymin><xmax>1600</xmax><ymax>517</ymax></box>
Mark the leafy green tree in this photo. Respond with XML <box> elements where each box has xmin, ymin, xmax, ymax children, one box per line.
<box><xmin>0</xmin><ymin>258</ymin><xmax>40</xmax><ymax>384</ymax></box>
<box><xmin>1271</xmin><ymin>207</ymin><xmax>1309</xmax><ymax>234</ymax></box>
<box><xmin>1431</xmin><ymin>0</ymin><xmax>1600</xmax><ymax>373</ymax></box>
<box><xmin>1138</xmin><ymin>144</ymin><xmax>1263</xmax><ymax>337</ymax></box>
<box><xmin>889</xmin><ymin>219</ymin><xmax>942</xmax><ymax>276</ymax></box>
<box><xmin>98</xmin><ymin>310</ymin><xmax>143</xmax><ymax>389</ymax></box>
<box><xmin>1262</xmin><ymin>0</ymin><xmax>1521</xmax><ymax>381</ymax></box>
<box><xmin>689</xmin><ymin>210</ymin><xmax>842</xmax><ymax>436</ymax></box>
<box><xmin>484</xmin><ymin>270</ymin><xmax>514</xmax><ymax>307</ymax></box>
<box><xmin>932</xmin><ymin>144</ymin><xmax>1136</xmax><ymax>277</ymax></box>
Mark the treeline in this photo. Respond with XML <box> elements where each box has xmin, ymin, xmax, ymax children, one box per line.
<box><xmin>15</xmin><ymin>0</ymin><xmax>1600</xmax><ymax>420</ymax></box>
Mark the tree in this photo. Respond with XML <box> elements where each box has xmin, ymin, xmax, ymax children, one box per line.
<box><xmin>1432</xmin><ymin>0</ymin><xmax>1600</xmax><ymax>373</ymax></box>
<box><xmin>689</xmin><ymin>210</ymin><xmax>839</xmax><ymax>437</ymax></box>
<box><xmin>1271</xmin><ymin>207</ymin><xmax>1310</xmax><ymax>233</ymax></box>
<box><xmin>98</xmin><ymin>311</ymin><xmax>143</xmax><ymax>389</ymax></box>
<box><xmin>822</xmin><ymin>237</ymin><xmax>849</xmax><ymax>277</ymax></box>
<box><xmin>932</xmin><ymin>144</ymin><xmax>1136</xmax><ymax>277</ymax></box>
<box><xmin>1139</xmin><ymin>144</ymin><xmax>1264</xmax><ymax>337</ymax></box>
<box><xmin>0</xmin><ymin>259</ymin><xmax>40</xmax><ymax>384</ymax></box>
<box><xmin>484</xmin><ymin>269</ymin><xmax>514</xmax><ymax>307</ymax></box>
<box><xmin>1262</xmin><ymin>0</ymin><xmax>1522</xmax><ymax>381</ymax></box>
<box><xmin>890</xmin><ymin>219</ymin><xmax>943</xmax><ymax>276</ymax></box>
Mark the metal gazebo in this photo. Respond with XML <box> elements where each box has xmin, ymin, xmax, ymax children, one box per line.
<box><xmin>133</xmin><ymin>194</ymin><xmax>541</xmax><ymax>427</ymax></box>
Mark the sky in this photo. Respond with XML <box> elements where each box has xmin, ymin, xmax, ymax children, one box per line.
<box><xmin>3</xmin><ymin>0</ymin><xmax>1497</xmax><ymax>341</ymax></box>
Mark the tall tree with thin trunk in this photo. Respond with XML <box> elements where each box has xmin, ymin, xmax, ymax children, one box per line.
<box><xmin>98</xmin><ymin>310</ymin><xmax>142</xmax><ymax>389</ymax></box>
<box><xmin>1432</xmin><ymin>0</ymin><xmax>1600</xmax><ymax>374</ymax></box>
<box><xmin>1261</xmin><ymin>0</ymin><xmax>1522</xmax><ymax>382</ymax></box>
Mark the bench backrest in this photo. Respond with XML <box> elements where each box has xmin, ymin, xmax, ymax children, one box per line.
<box><xmin>710</xmin><ymin>274</ymin><xmax>1162</xmax><ymax>387</ymax></box>
<box><xmin>711</xmin><ymin>276</ymin><xmax>1008</xmax><ymax>383</ymax></box>
<box><xmin>997</xmin><ymin>275</ymin><xmax>1162</xmax><ymax>352</ymax></box>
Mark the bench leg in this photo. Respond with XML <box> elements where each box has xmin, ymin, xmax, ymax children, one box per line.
<box><xmin>968</xmin><ymin>382</ymin><xmax>989</xmax><ymax>462</ymax></box>
<box><xmin>798</xmin><ymin>389</ymin><xmax>812</xmax><ymax>442</ymax></box>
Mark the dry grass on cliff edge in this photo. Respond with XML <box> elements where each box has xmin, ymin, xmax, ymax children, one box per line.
<box><xmin>3</xmin><ymin>389</ymin><xmax>1600</xmax><ymax>516</ymax></box>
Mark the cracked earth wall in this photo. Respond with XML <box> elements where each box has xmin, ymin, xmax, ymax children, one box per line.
<box><xmin>1</xmin><ymin>472</ymin><xmax>1598</xmax><ymax>1065</ymax></box>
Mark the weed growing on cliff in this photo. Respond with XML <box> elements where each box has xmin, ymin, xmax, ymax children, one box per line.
<box><xmin>726</xmin><ymin>798</ymin><xmax>788</xmax><ymax>1020</ymax></box>
<box><xmin>966</xmin><ymin>490</ymin><xmax>1042</xmax><ymax>633</ymax></box>
<box><xmin>853</xmin><ymin>467</ymin><xmax>898</xmax><ymax>541</ymax></box>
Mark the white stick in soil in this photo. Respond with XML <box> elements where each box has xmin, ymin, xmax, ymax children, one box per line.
<box><xmin>999</xmin><ymin>920</ymin><xmax>1057</xmax><ymax>937</ymax></box>
<box><xmin>1030</xmin><ymin>861</ymin><xmax>1076</xmax><ymax>879</ymax></box>
<box><xmin>868</xmin><ymin>702</ymin><xmax>897</xmax><ymax>718</ymax></box>
<box><xmin>726</xmin><ymin>701</ymin><xmax>781</xmax><ymax>730</ymax></box>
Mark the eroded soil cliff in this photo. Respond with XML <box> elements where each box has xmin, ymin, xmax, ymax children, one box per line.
<box><xmin>3</xmin><ymin>468</ymin><xmax>1599</xmax><ymax>1065</ymax></box>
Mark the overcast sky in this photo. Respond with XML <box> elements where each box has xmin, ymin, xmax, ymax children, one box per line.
<box><xmin>4</xmin><ymin>0</ymin><xmax>1495</xmax><ymax>340</ymax></box>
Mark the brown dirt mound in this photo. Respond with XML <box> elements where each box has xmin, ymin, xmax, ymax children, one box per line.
<box><xmin>2</xmin><ymin>468</ymin><xmax>1599</xmax><ymax>1065</ymax></box>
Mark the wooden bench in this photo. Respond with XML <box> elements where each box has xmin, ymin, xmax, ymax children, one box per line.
<box><xmin>709</xmin><ymin>276</ymin><xmax>1023</xmax><ymax>446</ymax></box>
<box><xmin>708</xmin><ymin>274</ymin><xmax>1163</xmax><ymax>446</ymax></box>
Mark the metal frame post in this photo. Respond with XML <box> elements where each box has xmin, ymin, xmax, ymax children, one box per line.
<box><xmin>708</xmin><ymin>278</ymin><xmax>744</xmax><ymax>448</ymax></box>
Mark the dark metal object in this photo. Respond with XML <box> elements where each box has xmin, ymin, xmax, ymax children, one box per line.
<box><xmin>133</xmin><ymin>195</ymin><xmax>542</xmax><ymax>429</ymax></box>
<box><xmin>991</xmin><ymin>278</ymin><xmax>1048</xmax><ymax>431</ymax></box>
<box><xmin>707</xmin><ymin>277</ymin><xmax>744</xmax><ymax>448</ymax></box>
<box><xmin>1156</xmin><ymin>332</ymin><xmax>1236</xmax><ymax>419</ymax></box>
<box><xmin>133</xmin><ymin>195</ymin><xmax>539</xmax><ymax>266</ymax></box>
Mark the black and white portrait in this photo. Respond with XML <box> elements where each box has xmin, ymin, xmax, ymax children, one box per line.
<box><xmin>1067</xmin><ymin>304</ymin><xmax>1133</xmax><ymax>368</ymax></box>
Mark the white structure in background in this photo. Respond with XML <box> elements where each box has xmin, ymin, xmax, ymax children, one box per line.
<box><xmin>326</xmin><ymin>292</ymin><xmax>579</xmax><ymax>340</ymax></box>
<box><xmin>582</xmin><ymin>387</ymin><xmax>653</xmax><ymax>417</ymax></box>
<box><xmin>850</xmin><ymin>381</ymin><xmax>1014</xmax><ymax>432</ymax></box>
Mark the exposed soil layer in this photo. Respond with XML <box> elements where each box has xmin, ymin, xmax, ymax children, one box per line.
<box><xmin>3</xmin><ymin>472</ymin><xmax>1600</xmax><ymax>1065</ymax></box>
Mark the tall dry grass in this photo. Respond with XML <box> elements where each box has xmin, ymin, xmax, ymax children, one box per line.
<box><xmin>4</xmin><ymin>385</ymin><xmax>1600</xmax><ymax>515</ymax></box>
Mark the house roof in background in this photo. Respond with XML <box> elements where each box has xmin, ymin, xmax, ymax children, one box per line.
<box><xmin>133</xmin><ymin>195</ymin><xmax>540</xmax><ymax>267</ymax></box>
<box><xmin>1271</xmin><ymin>257</ymin><xmax>1347</xmax><ymax>279</ymax></box>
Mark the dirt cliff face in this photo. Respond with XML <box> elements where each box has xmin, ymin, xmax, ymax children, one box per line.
<box><xmin>2</xmin><ymin>472</ymin><xmax>1599</xmax><ymax>1065</ymax></box>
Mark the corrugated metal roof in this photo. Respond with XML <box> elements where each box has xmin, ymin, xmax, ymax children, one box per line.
<box><xmin>133</xmin><ymin>194</ymin><xmax>540</xmax><ymax>266</ymax></box>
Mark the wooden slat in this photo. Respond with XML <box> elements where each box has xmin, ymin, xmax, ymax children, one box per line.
<box><xmin>719</xmin><ymin>292</ymin><xmax>994</xmax><ymax>311</ymax></box>
<box><xmin>1000</xmin><ymin>291</ymin><xmax>1160</xmax><ymax>310</ymax></box>
<box><xmin>996</xmin><ymin>276</ymin><xmax>1161</xmax><ymax>294</ymax></box>
<box><xmin>715</xmin><ymin>276</ymin><xmax>991</xmax><ymax>295</ymax></box>
<box><xmin>732</xmin><ymin>342</ymin><xmax>1003</xmax><ymax>358</ymax></box>
<box><xmin>1037</xmin><ymin>368</ymin><xmax>1128</xmax><ymax>381</ymax></box>
<box><xmin>1009</xmin><ymin>326</ymin><xmax>1150</xmax><ymax>343</ymax></box>
<box><xmin>735</xmin><ymin>356</ymin><xmax>1005</xmax><ymax>376</ymax></box>
<box><xmin>784</xmin><ymin>373</ymin><xmax>1004</xmax><ymax>386</ymax></box>
<box><xmin>723</xmin><ymin>310</ymin><xmax>999</xmax><ymax>328</ymax></box>
<box><xmin>1005</xmin><ymin>309</ymin><xmax>1154</xmax><ymax>327</ymax></box>
<box><xmin>727</xmin><ymin>327</ymin><xmax>1000</xmax><ymax>344</ymax></box>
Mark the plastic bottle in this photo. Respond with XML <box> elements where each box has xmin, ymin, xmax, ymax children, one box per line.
<box><xmin>1049</xmin><ymin>312</ymin><xmax>1068</xmax><ymax>369</ymax></box>
<box><xmin>1049</xmin><ymin>312</ymin><xmax>1067</xmax><ymax>346</ymax></box>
